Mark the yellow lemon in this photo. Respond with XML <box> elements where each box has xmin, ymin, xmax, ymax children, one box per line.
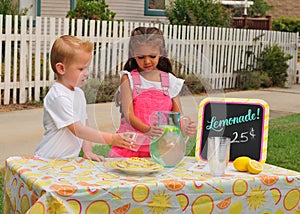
<box><xmin>247</xmin><ymin>159</ymin><xmax>263</xmax><ymax>174</ymax></box>
<box><xmin>233</xmin><ymin>156</ymin><xmax>251</xmax><ymax>172</ymax></box>
<box><xmin>161</xmin><ymin>125</ymin><xmax>179</xmax><ymax>132</ymax></box>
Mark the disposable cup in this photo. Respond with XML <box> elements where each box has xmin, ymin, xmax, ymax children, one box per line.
<box><xmin>124</xmin><ymin>132</ymin><xmax>148</xmax><ymax>152</ymax></box>
<box><xmin>207</xmin><ymin>137</ymin><xmax>231</xmax><ymax>177</ymax></box>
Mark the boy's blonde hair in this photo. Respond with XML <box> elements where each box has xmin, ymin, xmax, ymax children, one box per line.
<box><xmin>50</xmin><ymin>35</ymin><xmax>94</xmax><ymax>73</ymax></box>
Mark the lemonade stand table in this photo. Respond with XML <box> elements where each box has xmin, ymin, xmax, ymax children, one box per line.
<box><xmin>4</xmin><ymin>156</ymin><xmax>300</xmax><ymax>213</ymax></box>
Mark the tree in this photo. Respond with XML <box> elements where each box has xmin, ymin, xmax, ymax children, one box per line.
<box><xmin>247</xmin><ymin>0</ymin><xmax>273</xmax><ymax>17</ymax></box>
<box><xmin>165</xmin><ymin>0</ymin><xmax>232</xmax><ymax>27</ymax></box>
<box><xmin>0</xmin><ymin>0</ymin><xmax>18</xmax><ymax>15</ymax></box>
<box><xmin>0</xmin><ymin>0</ymin><xmax>27</xmax><ymax>62</ymax></box>
<box><xmin>66</xmin><ymin>0</ymin><xmax>116</xmax><ymax>21</ymax></box>
<box><xmin>0</xmin><ymin>0</ymin><xmax>27</xmax><ymax>17</ymax></box>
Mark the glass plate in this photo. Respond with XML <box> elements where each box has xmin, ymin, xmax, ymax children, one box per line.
<box><xmin>103</xmin><ymin>158</ymin><xmax>164</xmax><ymax>175</ymax></box>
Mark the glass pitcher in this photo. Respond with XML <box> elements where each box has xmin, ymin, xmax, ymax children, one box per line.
<box><xmin>149</xmin><ymin>111</ymin><xmax>190</xmax><ymax>168</ymax></box>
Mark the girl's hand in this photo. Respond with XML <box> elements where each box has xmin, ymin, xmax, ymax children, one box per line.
<box><xmin>83</xmin><ymin>151</ymin><xmax>106</xmax><ymax>162</ymax></box>
<box><xmin>145</xmin><ymin>123</ymin><xmax>164</xmax><ymax>140</ymax></box>
<box><xmin>112</xmin><ymin>133</ymin><xmax>137</xmax><ymax>150</ymax></box>
<box><xmin>182</xmin><ymin>120</ymin><xmax>197</xmax><ymax>137</ymax></box>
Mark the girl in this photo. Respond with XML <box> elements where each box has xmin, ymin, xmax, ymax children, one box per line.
<box><xmin>109</xmin><ymin>27</ymin><xmax>196</xmax><ymax>158</ymax></box>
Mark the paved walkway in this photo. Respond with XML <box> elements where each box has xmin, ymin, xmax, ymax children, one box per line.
<box><xmin>1</xmin><ymin>84</ymin><xmax>300</xmax><ymax>166</ymax></box>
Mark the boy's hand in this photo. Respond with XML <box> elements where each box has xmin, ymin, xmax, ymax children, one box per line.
<box><xmin>112</xmin><ymin>133</ymin><xmax>137</xmax><ymax>150</ymax></box>
<box><xmin>83</xmin><ymin>151</ymin><xmax>106</xmax><ymax>162</ymax></box>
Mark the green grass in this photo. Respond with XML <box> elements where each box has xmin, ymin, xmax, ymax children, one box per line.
<box><xmin>1</xmin><ymin>113</ymin><xmax>300</xmax><ymax>212</ymax></box>
<box><xmin>266</xmin><ymin>113</ymin><xmax>300</xmax><ymax>172</ymax></box>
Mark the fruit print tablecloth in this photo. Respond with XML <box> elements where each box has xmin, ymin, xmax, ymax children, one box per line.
<box><xmin>4</xmin><ymin>156</ymin><xmax>300</xmax><ymax>214</ymax></box>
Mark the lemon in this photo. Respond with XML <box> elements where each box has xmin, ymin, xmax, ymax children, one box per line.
<box><xmin>247</xmin><ymin>159</ymin><xmax>263</xmax><ymax>174</ymax></box>
<box><xmin>161</xmin><ymin>125</ymin><xmax>179</xmax><ymax>132</ymax></box>
<box><xmin>233</xmin><ymin>156</ymin><xmax>251</xmax><ymax>172</ymax></box>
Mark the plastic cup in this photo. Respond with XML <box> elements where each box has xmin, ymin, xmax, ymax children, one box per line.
<box><xmin>123</xmin><ymin>132</ymin><xmax>148</xmax><ymax>152</ymax></box>
<box><xmin>207</xmin><ymin>137</ymin><xmax>231</xmax><ymax>177</ymax></box>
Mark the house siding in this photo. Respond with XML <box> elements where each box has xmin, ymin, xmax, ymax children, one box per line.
<box><xmin>36</xmin><ymin>0</ymin><xmax>300</xmax><ymax>22</ymax></box>
<box><xmin>105</xmin><ymin>0</ymin><xmax>168</xmax><ymax>23</ymax></box>
<box><xmin>40</xmin><ymin>0</ymin><xmax>70</xmax><ymax>18</ymax></box>
<box><xmin>265</xmin><ymin>0</ymin><xmax>300</xmax><ymax>19</ymax></box>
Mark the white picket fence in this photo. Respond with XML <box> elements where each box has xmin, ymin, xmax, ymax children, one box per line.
<box><xmin>0</xmin><ymin>15</ymin><xmax>298</xmax><ymax>105</ymax></box>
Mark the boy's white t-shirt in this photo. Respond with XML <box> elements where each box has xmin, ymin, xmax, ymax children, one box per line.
<box><xmin>35</xmin><ymin>82</ymin><xmax>88</xmax><ymax>159</ymax></box>
<box><xmin>120</xmin><ymin>70</ymin><xmax>184</xmax><ymax>98</ymax></box>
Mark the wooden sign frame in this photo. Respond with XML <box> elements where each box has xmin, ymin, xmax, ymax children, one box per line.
<box><xmin>195</xmin><ymin>97</ymin><xmax>269</xmax><ymax>163</ymax></box>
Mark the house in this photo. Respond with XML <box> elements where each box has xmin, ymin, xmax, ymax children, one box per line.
<box><xmin>17</xmin><ymin>0</ymin><xmax>168</xmax><ymax>23</ymax></box>
<box><xmin>265</xmin><ymin>0</ymin><xmax>300</xmax><ymax>19</ymax></box>
<box><xmin>17</xmin><ymin>0</ymin><xmax>253</xmax><ymax>23</ymax></box>
<box><xmin>18</xmin><ymin>0</ymin><xmax>72</xmax><ymax>18</ymax></box>
<box><xmin>17</xmin><ymin>0</ymin><xmax>300</xmax><ymax>22</ymax></box>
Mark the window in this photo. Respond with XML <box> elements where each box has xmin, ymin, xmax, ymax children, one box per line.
<box><xmin>71</xmin><ymin>0</ymin><xmax>76</xmax><ymax>9</ymax></box>
<box><xmin>19</xmin><ymin>0</ymin><xmax>40</xmax><ymax>17</ymax></box>
<box><xmin>145</xmin><ymin>0</ymin><xmax>166</xmax><ymax>16</ymax></box>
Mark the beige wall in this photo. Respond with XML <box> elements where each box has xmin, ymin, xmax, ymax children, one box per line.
<box><xmin>265</xmin><ymin>0</ymin><xmax>300</xmax><ymax>19</ymax></box>
<box><xmin>40</xmin><ymin>0</ymin><xmax>70</xmax><ymax>18</ymax></box>
<box><xmin>105</xmin><ymin>0</ymin><xmax>168</xmax><ymax>23</ymax></box>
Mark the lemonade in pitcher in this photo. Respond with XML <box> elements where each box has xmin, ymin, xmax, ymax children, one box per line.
<box><xmin>150</xmin><ymin>111</ymin><xmax>189</xmax><ymax>167</ymax></box>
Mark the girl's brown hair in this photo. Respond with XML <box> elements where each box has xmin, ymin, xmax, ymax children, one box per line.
<box><xmin>124</xmin><ymin>27</ymin><xmax>173</xmax><ymax>74</ymax></box>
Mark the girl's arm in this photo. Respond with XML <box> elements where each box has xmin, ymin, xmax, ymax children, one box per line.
<box><xmin>172</xmin><ymin>95</ymin><xmax>197</xmax><ymax>137</ymax></box>
<box><xmin>171</xmin><ymin>95</ymin><xmax>183</xmax><ymax>114</ymax></box>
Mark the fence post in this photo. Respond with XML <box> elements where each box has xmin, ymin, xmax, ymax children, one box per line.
<box><xmin>266</xmin><ymin>16</ymin><xmax>272</xmax><ymax>30</ymax></box>
<box><xmin>4</xmin><ymin>15</ymin><xmax>12</xmax><ymax>105</ymax></box>
<box><xmin>19</xmin><ymin>16</ymin><xmax>28</xmax><ymax>104</ymax></box>
<box><xmin>242</xmin><ymin>15</ymin><xmax>248</xmax><ymax>29</ymax></box>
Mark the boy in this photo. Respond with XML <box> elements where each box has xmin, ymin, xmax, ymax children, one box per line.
<box><xmin>35</xmin><ymin>35</ymin><xmax>134</xmax><ymax>161</ymax></box>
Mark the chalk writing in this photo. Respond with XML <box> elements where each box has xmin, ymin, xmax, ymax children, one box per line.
<box><xmin>206</xmin><ymin>109</ymin><xmax>260</xmax><ymax>132</ymax></box>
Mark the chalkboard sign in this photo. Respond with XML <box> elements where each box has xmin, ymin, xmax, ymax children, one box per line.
<box><xmin>195</xmin><ymin>98</ymin><xmax>269</xmax><ymax>163</ymax></box>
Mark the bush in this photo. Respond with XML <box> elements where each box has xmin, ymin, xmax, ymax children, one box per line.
<box><xmin>67</xmin><ymin>0</ymin><xmax>116</xmax><ymax>21</ymax></box>
<box><xmin>234</xmin><ymin>43</ymin><xmax>292</xmax><ymax>89</ymax></box>
<box><xmin>256</xmin><ymin>44</ymin><xmax>293</xmax><ymax>87</ymax></box>
<box><xmin>235</xmin><ymin>71</ymin><xmax>272</xmax><ymax>90</ymax></box>
<box><xmin>182</xmin><ymin>74</ymin><xmax>204</xmax><ymax>94</ymax></box>
<box><xmin>235</xmin><ymin>71</ymin><xmax>263</xmax><ymax>90</ymax></box>
<box><xmin>81</xmin><ymin>76</ymin><xmax>120</xmax><ymax>104</ymax></box>
<box><xmin>165</xmin><ymin>0</ymin><xmax>231</xmax><ymax>27</ymax></box>
<box><xmin>272</xmin><ymin>17</ymin><xmax>300</xmax><ymax>33</ymax></box>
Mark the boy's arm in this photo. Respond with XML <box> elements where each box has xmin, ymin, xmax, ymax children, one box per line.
<box><xmin>67</xmin><ymin>121</ymin><xmax>134</xmax><ymax>149</ymax></box>
<box><xmin>81</xmin><ymin>120</ymin><xmax>106</xmax><ymax>162</ymax></box>
<box><xmin>82</xmin><ymin>141</ymin><xmax>106</xmax><ymax>162</ymax></box>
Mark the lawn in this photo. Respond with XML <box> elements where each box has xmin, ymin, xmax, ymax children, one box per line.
<box><xmin>1</xmin><ymin>113</ymin><xmax>300</xmax><ymax>212</ymax></box>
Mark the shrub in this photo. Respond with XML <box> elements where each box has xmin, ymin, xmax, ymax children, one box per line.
<box><xmin>165</xmin><ymin>0</ymin><xmax>231</xmax><ymax>27</ymax></box>
<box><xmin>182</xmin><ymin>74</ymin><xmax>204</xmax><ymax>94</ymax></box>
<box><xmin>235</xmin><ymin>71</ymin><xmax>263</xmax><ymax>90</ymax></box>
<box><xmin>67</xmin><ymin>0</ymin><xmax>116</xmax><ymax>21</ymax></box>
<box><xmin>272</xmin><ymin>17</ymin><xmax>300</xmax><ymax>33</ymax></box>
<box><xmin>256</xmin><ymin>44</ymin><xmax>293</xmax><ymax>87</ymax></box>
<box><xmin>234</xmin><ymin>43</ymin><xmax>292</xmax><ymax>89</ymax></box>
<box><xmin>235</xmin><ymin>71</ymin><xmax>272</xmax><ymax>90</ymax></box>
<box><xmin>81</xmin><ymin>76</ymin><xmax>120</xmax><ymax>104</ymax></box>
